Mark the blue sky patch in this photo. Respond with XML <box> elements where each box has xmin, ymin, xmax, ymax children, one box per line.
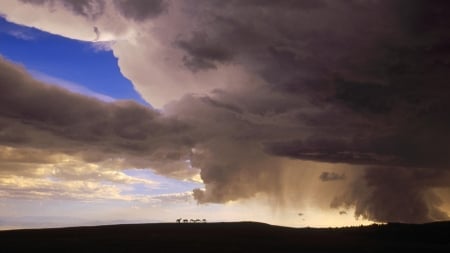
<box><xmin>0</xmin><ymin>17</ymin><xmax>148</xmax><ymax>105</ymax></box>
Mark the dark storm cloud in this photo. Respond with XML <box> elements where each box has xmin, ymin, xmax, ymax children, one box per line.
<box><xmin>319</xmin><ymin>172</ymin><xmax>345</xmax><ymax>182</ymax></box>
<box><xmin>113</xmin><ymin>0</ymin><xmax>167</xmax><ymax>21</ymax></box>
<box><xmin>175</xmin><ymin>32</ymin><xmax>234</xmax><ymax>72</ymax></box>
<box><xmin>168</xmin><ymin>0</ymin><xmax>450</xmax><ymax>222</ymax></box>
<box><xmin>165</xmin><ymin>94</ymin><xmax>286</xmax><ymax>203</ymax></box>
<box><xmin>331</xmin><ymin>167</ymin><xmax>450</xmax><ymax>223</ymax></box>
<box><xmin>0</xmin><ymin>57</ymin><xmax>192</xmax><ymax>174</ymax></box>
<box><xmin>197</xmin><ymin>96</ymin><xmax>243</xmax><ymax>114</ymax></box>
<box><xmin>20</xmin><ymin>0</ymin><xmax>106</xmax><ymax>20</ymax></box>
<box><xmin>211</xmin><ymin>0</ymin><xmax>327</xmax><ymax>10</ymax></box>
<box><xmin>19</xmin><ymin>0</ymin><xmax>168</xmax><ymax>21</ymax></box>
<box><xmin>266</xmin><ymin>125</ymin><xmax>450</xmax><ymax>169</ymax></box>
<box><xmin>178</xmin><ymin>0</ymin><xmax>450</xmax><ymax>170</ymax></box>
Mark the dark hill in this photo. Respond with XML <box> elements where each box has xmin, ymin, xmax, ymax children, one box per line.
<box><xmin>0</xmin><ymin>221</ymin><xmax>449</xmax><ymax>252</ymax></box>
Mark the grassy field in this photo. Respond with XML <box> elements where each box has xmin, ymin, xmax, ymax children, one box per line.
<box><xmin>0</xmin><ymin>221</ymin><xmax>449</xmax><ymax>252</ymax></box>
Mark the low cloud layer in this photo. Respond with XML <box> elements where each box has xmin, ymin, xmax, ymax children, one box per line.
<box><xmin>0</xmin><ymin>57</ymin><xmax>198</xmax><ymax>178</ymax></box>
<box><xmin>1</xmin><ymin>0</ymin><xmax>450</xmax><ymax>223</ymax></box>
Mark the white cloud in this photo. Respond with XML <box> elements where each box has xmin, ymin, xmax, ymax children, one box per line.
<box><xmin>7</xmin><ymin>29</ymin><xmax>34</xmax><ymax>40</ymax></box>
<box><xmin>0</xmin><ymin>145</ymin><xmax>159</xmax><ymax>201</ymax></box>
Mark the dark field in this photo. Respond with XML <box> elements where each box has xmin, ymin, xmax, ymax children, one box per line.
<box><xmin>1</xmin><ymin>221</ymin><xmax>449</xmax><ymax>252</ymax></box>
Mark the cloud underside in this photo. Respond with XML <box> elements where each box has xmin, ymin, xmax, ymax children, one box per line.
<box><xmin>1</xmin><ymin>0</ymin><xmax>450</xmax><ymax>223</ymax></box>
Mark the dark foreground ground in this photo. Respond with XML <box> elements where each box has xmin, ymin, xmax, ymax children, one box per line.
<box><xmin>1</xmin><ymin>221</ymin><xmax>449</xmax><ymax>252</ymax></box>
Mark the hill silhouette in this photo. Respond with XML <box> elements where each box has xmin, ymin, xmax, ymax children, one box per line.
<box><xmin>0</xmin><ymin>221</ymin><xmax>449</xmax><ymax>252</ymax></box>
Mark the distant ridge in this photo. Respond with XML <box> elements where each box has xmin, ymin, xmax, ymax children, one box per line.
<box><xmin>1</xmin><ymin>221</ymin><xmax>449</xmax><ymax>252</ymax></box>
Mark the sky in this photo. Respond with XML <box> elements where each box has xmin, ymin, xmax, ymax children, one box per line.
<box><xmin>0</xmin><ymin>0</ymin><xmax>449</xmax><ymax>230</ymax></box>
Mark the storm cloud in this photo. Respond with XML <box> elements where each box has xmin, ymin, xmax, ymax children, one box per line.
<box><xmin>113</xmin><ymin>0</ymin><xmax>167</xmax><ymax>21</ymax></box>
<box><xmin>1</xmin><ymin>0</ymin><xmax>450</xmax><ymax>223</ymax></box>
<box><xmin>19</xmin><ymin>0</ymin><xmax>167</xmax><ymax>21</ymax></box>
<box><xmin>0</xmin><ymin>57</ymin><xmax>196</xmax><ymax>178</ymax></box>
<box><xmin>166</xmin><ymin>0</ymin><xmax>450</xmax><ymax>222</ymax></box>
<box><xmin>20</xmin><ymin>0</ymin><xmax>106</xmax><ymax>20</ymax></box>
<box><xmin>331</xmin><ymin>167</ymin><xmax>450</xmax><ymax>223</ymax></box>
